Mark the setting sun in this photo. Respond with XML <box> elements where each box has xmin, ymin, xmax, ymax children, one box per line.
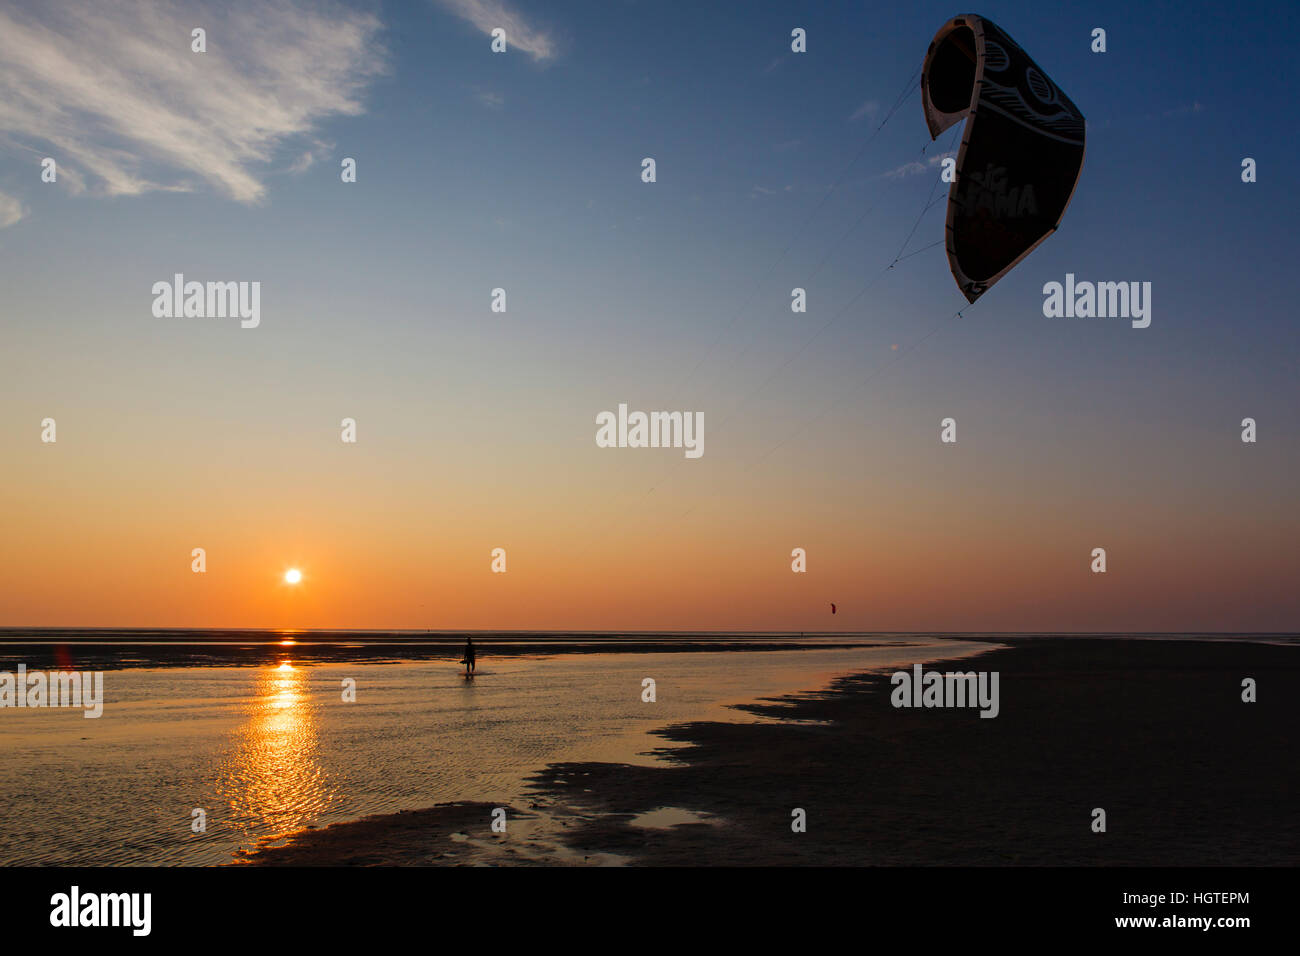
<box><xmin>284</xmin><ymin>569</ymin><xmax>302</xmax><ymax>585</ymax></box>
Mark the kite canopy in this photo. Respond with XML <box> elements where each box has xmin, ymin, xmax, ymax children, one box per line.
<box><xmin>921</xmin><ymin>15</ymin><xmax>1085</xmax><ymax>302</ymax></box>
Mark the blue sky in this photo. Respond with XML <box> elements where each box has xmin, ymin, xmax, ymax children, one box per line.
<box><xmin>1</xmin><ymin>0</ymin><xmax>1297</xmax><ymax>630</ymax></box>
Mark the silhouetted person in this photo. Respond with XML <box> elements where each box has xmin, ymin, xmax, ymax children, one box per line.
<box><xmin>463</xmin><ymin>636</ymin><xmax>476</xmax><ymax>676</ymax></box>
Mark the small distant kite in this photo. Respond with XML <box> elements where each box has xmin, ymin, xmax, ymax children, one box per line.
<box><xmin>830</xmin><ymin>603</ymin><xmax>837</xmax><ymax>615</ymax></box>
<box><xmin>921</xmin><ymin>15</ymin><xmax>1086</xmax><ymax>302</ymax></box>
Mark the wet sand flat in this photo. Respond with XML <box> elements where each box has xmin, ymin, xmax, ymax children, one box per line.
<box><xmin>248</xmin><ymin>637</ymin><xmax>1300</xmax><ymax>866</ymax></box>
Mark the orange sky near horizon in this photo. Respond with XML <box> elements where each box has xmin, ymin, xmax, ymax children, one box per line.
<box><xmin>3</xmin><ymin>394</ymin><xmax>1296</xmax><ymax>632</ymax></box>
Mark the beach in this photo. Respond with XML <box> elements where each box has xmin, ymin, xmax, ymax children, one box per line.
<box><xmin>247</xmin><ymin>636</ymin><xmax>1300</xmax><ymax>866</ymax></box>
<box><xmin>0</xmin><ymin>634</ymin><xmax>989</xmax><ymax>865</ymax></box>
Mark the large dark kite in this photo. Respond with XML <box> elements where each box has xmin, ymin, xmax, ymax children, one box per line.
<box><xmin>921</xmin><ymin>15</ymin><xmax>1086</xmax><ymax>302</ymax></box>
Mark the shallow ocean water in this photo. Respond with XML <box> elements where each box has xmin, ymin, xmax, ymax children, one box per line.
<box><xmin>0</xmin><ymin>638</ymin><xmax>994</xmax><ymax>865</ymax></box>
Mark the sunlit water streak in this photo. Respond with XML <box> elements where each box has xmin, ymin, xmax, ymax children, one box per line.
<box><xmin>0</xmin><ymin>639</ymin><xmax>993</xmax><ymax>865</ymax></box>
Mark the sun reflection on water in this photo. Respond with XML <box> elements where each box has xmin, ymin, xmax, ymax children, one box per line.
<box><xmin>215</xmin><ymin>661</ymin><xmax>338</xmax><ymax>841</ymax></box>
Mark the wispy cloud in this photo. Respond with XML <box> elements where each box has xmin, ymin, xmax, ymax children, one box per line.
<box><xmin>883</xmin><ymin>151</ymin><xmax>955</xmax><ymax>180</ymax></box>
<box><xmin>0</xmin><ymin>1</ymin><xmax>387</xmax><ymax>204</ymax></box>
<box><xmin>0</xmin><ymin>190</ymin><xmax>26</xmax><ymax>229</ymax></box>
<box><xmin>1161</xmin><ymin>101</ymin><xmax>1205</xmax><ymax>119</ymax></box>
<box><xmin>475</xmin><ymin>89</ymin><xmax>505</xmax><ymax>109</ymax></box>
<box><xmin>849</xmin><ymin>99</ymin><xmax>879</xmax><ymax>122</ymax></box>
<box><xmin>53</xmin><ymin>162</ymin><xmax>86</xmax><ymax>195</ymax></box>
<box><xmin>286</xmin><ymin>138</ymin><xmax>335</xmax><ymax>175</ymax></box>
<box><xmin>433</xmin><ymin>0</ymin><xmax>556</xmax><ymax>62</ymax></box>
<box><xmin>0</xmin><ymin>137</ymin><xmax>89</xmax><ymax>193</ymax></box>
